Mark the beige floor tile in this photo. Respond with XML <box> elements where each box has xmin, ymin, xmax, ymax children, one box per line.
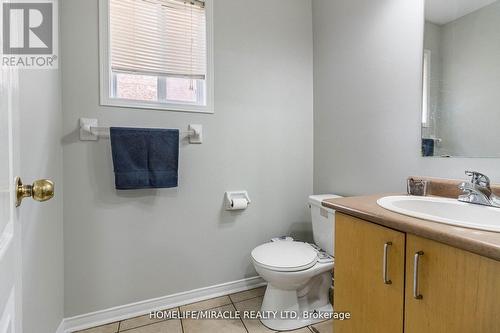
<box><xmin>229</xmin><ymin>286</ymin><xmax>267</xmax><ymax>303</ymax></box>
<box><xmin>180</xmin><ymin>296</ymin><xmax>232</xmax><ymax>312</ymax></box>
<box><xmin>233</xmin><ymin>296</ymin><xmax>274</xmax><ymax>333</ymax></box>
<box><xmin>310</xmin><ymin>319</ymin><xmax>333</xmax><ymax>333</ymax></box>
<box><xmin>120</xmin><ymin>320</ymin><xmax>182</xmax><ymax>333</ymax></box>
<box><xmin>74</xmin><ymin>322</ymin><xmax>119</xmax><ymax>333</ymax></box>
<box><xmin>182</xmin><ymin>304</ymin><xmax>246</xmax><ymax>333</ymax></box>
<box><xmin>119</xmin><ymin>308</ymin><xmax>178</xmax><ymax>331</ymax></box>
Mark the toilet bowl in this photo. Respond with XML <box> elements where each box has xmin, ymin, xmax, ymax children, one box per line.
<box><xmin>251</xmin><ymin>194</ymin><xmax>341</xmax><ymax>331</ymax></box>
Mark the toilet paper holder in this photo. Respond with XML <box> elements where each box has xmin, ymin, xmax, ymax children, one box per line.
<box><xmin>224</xmin><ymin>191</ymin><xmax>251</xmax><ymax>211</ymax></box>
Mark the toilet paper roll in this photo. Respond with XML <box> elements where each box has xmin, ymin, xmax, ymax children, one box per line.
<box><xmin>230</xmin><ymin>198</ymin><xmax>248</xmax><ymax>210</ymax></box>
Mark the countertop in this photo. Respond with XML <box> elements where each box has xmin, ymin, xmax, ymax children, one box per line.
<box><xmin>323</xmin><ymin>194</ymin><xmax>500</xmax><ymax>262</ymax></box>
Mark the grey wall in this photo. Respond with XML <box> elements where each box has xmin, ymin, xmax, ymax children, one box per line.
<box><xmin>312</xmin><ymin>0</ymin><xmax>500</xmax><ymax>197</ymax></box>
<box><xmin>19</xmin><ymin>71</ymin><xmax>64</xmax><ymax>330</ymax></box>
<box><xmin>437</xmin><ymin>1</ymin><xmax>500</xmax><ymax>157</ymax></box>
<box><xmin>62</xmin><ymin>0</ymin><xmax>313</xmax><ymax>316</ymax></box>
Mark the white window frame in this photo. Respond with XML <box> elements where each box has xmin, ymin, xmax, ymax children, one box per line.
<box><xmin>98</xmin><ymin>0</ymin><xmax>214</xmax><ymax>114</ymax></box>
<box><xmin>422</xmin><ymin>49</ymin><xmax>431</xmax><ymax>127</ymax></box>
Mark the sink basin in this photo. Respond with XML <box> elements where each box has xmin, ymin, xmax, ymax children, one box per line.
<box><xmin>377</xmin><ymin>195</ymin><xmax>500</xmax><ymax>232</ymax></box>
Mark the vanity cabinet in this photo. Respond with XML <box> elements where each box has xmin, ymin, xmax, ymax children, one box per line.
<box><xmin>405</xmin><ymin>234</ymin><xmax>500</xmax><ymax>333</ymax></box>
<box><xmin>335</xmin><ymin>213</ymin><xmax>500</xmax><ymax>333</ymax></box>
<box><xmin>334</xmin><ymin>213</ymin><xmax>405</xmax><ymax>333</ymax></box>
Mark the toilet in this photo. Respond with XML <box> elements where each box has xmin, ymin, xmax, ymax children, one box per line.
<box><xmin>251</xmin><ymin>194</ymin><xmax>341</xmax><ymax>331</ymax></box>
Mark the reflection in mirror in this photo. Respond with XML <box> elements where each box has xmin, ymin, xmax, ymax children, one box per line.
<box><xmin>422</xmin><ymin>0</ymin><xmax>500</xmax><ymax>157</ymax></box>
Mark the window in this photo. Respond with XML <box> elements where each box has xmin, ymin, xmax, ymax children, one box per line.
<box><xmin>422</xmin><ymin>49</ymin><xmax>431</xmax><ymax>127</ymax></box>
<box><xmin>99</xmin><ymin>0</ymin><xmax>213</xmax><ymax>113</ymax></box>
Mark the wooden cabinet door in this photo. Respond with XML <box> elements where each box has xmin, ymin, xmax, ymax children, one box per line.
<box><xmin>334</xmin><ymin>213</ymin><xmax>405</xmax><ymax>333</ymax></box>
<box><xmin>405</xmin><ymin>234</ymin><xmax>500</xmax><ymax>333</ymax></box>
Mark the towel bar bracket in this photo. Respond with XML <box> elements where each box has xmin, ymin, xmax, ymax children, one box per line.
<box><xmin>188</xmin><ymin>124</ymin><xmax>203</xmax><ymax>144</ymax></box>
<box><xmin>80</xmin><ymin>118</ymin><xmax>99</xmax><ymax>141</ymax></box>
<box><xmin>79</xmin><ymin>118</ymin><xmax>203</xmax><ymax>144</ymax></box>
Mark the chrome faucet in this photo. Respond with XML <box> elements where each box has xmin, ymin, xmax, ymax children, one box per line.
<box><xmin>458</xmin><ymin>171</ymin><xmax>500</xmax><ymax>208</ymax></box>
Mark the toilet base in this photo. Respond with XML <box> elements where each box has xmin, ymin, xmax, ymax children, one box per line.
<box><xmin>259</xmin><ymin>271</ymin><xmax>333</xmax><ymax>331</ymax></box>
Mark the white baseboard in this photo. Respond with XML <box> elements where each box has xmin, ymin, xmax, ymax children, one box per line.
<box><xmin>55</xmin><ymin>320</ymin><xmax>65</xmax><ymax>333</ymax></box>
<box><xmin>61</xmin><ymin>276</ymin><xmax>266</xmax><ymax>333</ymax></box>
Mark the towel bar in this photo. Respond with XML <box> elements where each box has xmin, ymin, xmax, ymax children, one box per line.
<box><xmin>79</xmin><ymin>118</ymin><xmax>202</xmax><ymax>144</ymax></box>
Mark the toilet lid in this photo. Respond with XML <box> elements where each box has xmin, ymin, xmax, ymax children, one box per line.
<box><xmin>251</xmin><ymin>242</ymin><xmax>318</xmax><ymax>272</ymax></box>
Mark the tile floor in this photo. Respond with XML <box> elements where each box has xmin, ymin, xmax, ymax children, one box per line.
<box><xmin>74</xmin><ymin>287</ymin><xmax>333</xmax><ymax>333</ymax></box>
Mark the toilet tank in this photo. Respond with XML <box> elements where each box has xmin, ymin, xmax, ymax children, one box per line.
<box><xmin>309</xmin><ymin>194</ymin><xmax>342</xmax><ymax>256</ymax></box>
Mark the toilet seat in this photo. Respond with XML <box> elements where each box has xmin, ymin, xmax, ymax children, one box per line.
<box><xmin>251</xmin><ymin>241</ymin><xmax>318</xmax><ymax>272</ymax></box>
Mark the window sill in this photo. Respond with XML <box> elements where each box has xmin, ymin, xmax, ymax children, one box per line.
<box><xmin>100</xmin><ymin>97</ymin><xmax>214</xmax><ymax>114</ymax></box>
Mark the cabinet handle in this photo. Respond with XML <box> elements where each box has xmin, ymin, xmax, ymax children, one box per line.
<box><xmin>383</xmin><ymin>242</ymin><xmax>392</xmax><ymax>284</ymax></box>
<box><xmin>413</xmin><ymin>251</ymin><xmax>424</xmax><ymax>299</ymax></box>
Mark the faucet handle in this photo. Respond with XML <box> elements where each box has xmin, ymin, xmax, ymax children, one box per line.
<box><xmin>465</xmin><ymin>171</ymin><xmax>490</xmax><ymax>188</ymax></box>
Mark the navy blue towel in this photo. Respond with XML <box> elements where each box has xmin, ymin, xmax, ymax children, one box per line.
<box><xmin>110</xmin><ymin>127</ymin><xmax>179</xmax><ymax>190</ymax></box>
<box><xmin>422</xmin><ymin>138</ymin><xmax>435</xmax><ymax>157</ymax></box>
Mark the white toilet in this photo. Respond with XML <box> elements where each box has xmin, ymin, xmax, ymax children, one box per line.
<box><xmin>251</xmin><ymin>194</ymin><xmax>341</xmax><ymax>331</ymax></box>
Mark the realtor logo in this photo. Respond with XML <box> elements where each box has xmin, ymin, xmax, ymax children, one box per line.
<box><xmin>2</xmin><ymin>0</ymin><xmax>58</xmax><ymax>69</ymax></box>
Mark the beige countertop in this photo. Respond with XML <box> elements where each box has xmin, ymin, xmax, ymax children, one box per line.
<box><xmin>323</xmin><ymin>194</ymin><xmax>500</xmax><ymax>262</ymax></box>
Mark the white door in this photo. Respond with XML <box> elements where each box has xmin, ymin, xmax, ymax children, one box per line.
<box><xmin>0</xmin><ymin>65</ymin><xmax>21</xmax><ymax>332</ymax></box>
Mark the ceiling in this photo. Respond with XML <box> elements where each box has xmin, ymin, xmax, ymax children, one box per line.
<box><xmin>425</xmin><ymin>0</ymin><xmax>498</xmax><ymax>25</ymax></box>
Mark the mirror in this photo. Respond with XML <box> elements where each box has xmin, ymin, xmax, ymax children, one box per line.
<box><xmin>422</xmin><ymin>0</ymin><xmax>500</xmax><ymax>157</ymax></box>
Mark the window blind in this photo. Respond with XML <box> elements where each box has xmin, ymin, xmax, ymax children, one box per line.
<box><xmin>110</xmin><ymin>0</ymin><xmax>207</xmax><ymax>79</ymax></box>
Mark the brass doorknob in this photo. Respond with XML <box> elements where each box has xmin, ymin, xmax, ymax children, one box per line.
<box><xmin>15</xmin><ymin>177</ymin><xmax>54</xmax><ymax>207</ymax></box>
